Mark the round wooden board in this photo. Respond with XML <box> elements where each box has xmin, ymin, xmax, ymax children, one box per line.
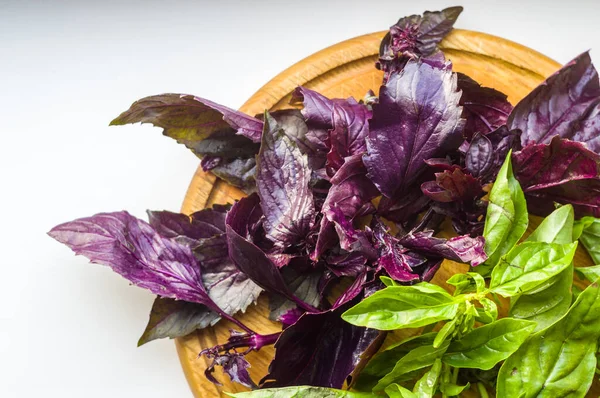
<box><xmin>175</xmin><ymin>29</ymin><xmax>596</xmax><ymax>397</ymax></box>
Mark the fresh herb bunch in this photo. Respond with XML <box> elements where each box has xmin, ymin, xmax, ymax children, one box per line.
<box><xmin>49</xmin><ymin>5</ymin><xmax>600</xmax><ymax>397</ymax></box>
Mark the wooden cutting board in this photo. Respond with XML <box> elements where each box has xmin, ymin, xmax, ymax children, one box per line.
<box><xmin>175</xmin><ymin>29</ymin><xmax>596</xmax><ymax>397</ymax></box>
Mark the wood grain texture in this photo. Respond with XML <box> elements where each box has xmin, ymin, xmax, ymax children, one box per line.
<box><xmin>176</xmin><ymin>29</ymin><xmax>596</xmax><ymax>397</ymax></box>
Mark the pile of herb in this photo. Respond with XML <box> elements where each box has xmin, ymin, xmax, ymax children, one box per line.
<box><xmin>49</xmin><ymin>5</ymin><xmax>600</xmax><ymax>397</ymax></box>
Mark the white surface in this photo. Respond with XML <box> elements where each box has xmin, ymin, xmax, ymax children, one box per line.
<box><xmin>1</xmin><ymin>0</ymin><xmax>599</xmax><ymax>396</ymax></box>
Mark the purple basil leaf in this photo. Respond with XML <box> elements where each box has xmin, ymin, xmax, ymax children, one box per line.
<box><xmin>370</xmin><ymin>220</ymin><xmax>422</xmax><ymax>282</ymax></box>
<box><xmin>332</xmin><ymin>271</ymin><xmax>369</xmax><ymax>309</ymax></box>
<box><xmin>378</xmin><ymin>6</ymin><xmax>463</xmax><ymax>79</ymax></box>
<box><xmin>421</xmin><ymin>166</ymin><xmax>482</xmax><ymax>203</ymax></box>
<box><xmin>204</xmin><ymin>351</ymin><xmax>256</xmax><ymax>388</ymax></box>
<box><xmin>201</xmin><ymin>156</ymin><xmax>222</xmax><ymax>171</ymax></box>
<box><xmin>328</xmin><ymin>206</ymin><xmax>378</xmax><ymax>260</ymax></box>
<box><xmin>457</xmin><ymin>73</ymin><xmax>513</xmax><ymax>139</ymax></box>
<box><xmin>364</xmin><ymin>60</ymin><xmax>464</xmax><ymax>198</ymax></box>
<box><xmin>314</xmin><ymin>154</ymin><xmax>378</xmax><ymax>259</ymax></box>
<box><xmin>377</xmin><ymin>186</ymin><xmax>431</xmax><ymax>224</ymax></box>
<box><xmin>508</xmin><ymin>52</ymin><xmax>600</xmax><ymax>151</ymax></box>
<box><xmin>194</xmin><ymin>234</ymin><xmax>263</xmax><ymax>316</ymax></box>
<box><xmin>267</xmin><ymin>109</ymin><xmax>327</xmax><ymax>170</ymax></box>
<box><xmin>326</xmin><ymin>102</ymin><xmax>372</xmax><ymax>175</ymax></box>
<box><xmin>257</xmin><ymin>112</ymin><xmax>315</xmax><ymax>247</ymax></box>
<box><xmin>399</xmin><ymin>230</ymin><xmax>487</xmax><ymax>266</ymax></box>
<box><xmin>268</xmin><ymin>265</ymin><xmax>322</xmax><ymax>322</ymax></box>
<box><xmin>261</xmin><ymin>304</ymin><xmax>383</xmax><ymax>388</ymax></box>
<box><xmin>326</xmin><ymin>251</ymin><xmax>368</xmax><ymax>277</ymax></box>
<box><xmin>147</xmin><ymin>205</ymin><xmax>228</xmax><ymax>242</ymax></box>
<box><xmin>513</xmin><ymin>136</ymin><xmax>600</xmax><ymax>216</ymax></box>
<box><xmin>110</xmin><ymin>94</ymin><xmax>261</xmax><ymax>191</ymax></box>
<box><xmin>465</xmin><ymin>126</ymin><xmax>520</xmax><ymax>181</ymax></box>
<box><xmin>225</xmin><ymin>193</ymin><xmax>263</xmax><ymax>240</ymax></box>
<box><xmin>48</xmin><ymin>211</ymin><xmax>217</xmax><ymax>307</ymax></box>
<box><xmin>138</xmin><ymin>297</ymin><xmax>220</xmax><ymax>346</ymax></box>
<box><xmin>226</xmin><ymin>224</ymin><xmax>317</xmax><ymax>313</ymax></box>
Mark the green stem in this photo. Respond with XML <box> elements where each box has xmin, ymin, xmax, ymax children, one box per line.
<box><xmin>441</xmin><ymin>363</ymin><xmax>451</xmax><ymax>398</ymax></box>
<box><xmin>451</xmin><ymin>367</ymin><xmax>459</xmax><ymax>384</ymax></box>
<box><xmin>477</xmin><ymin>382</ymin><xmax>490</xmax><ymax>398</ymax></box>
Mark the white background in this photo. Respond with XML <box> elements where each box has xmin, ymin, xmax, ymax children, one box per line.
<box><xmin>2</xmin><ymin>0</ymin><xmax>599</xmax><ymax>396</ymax></box>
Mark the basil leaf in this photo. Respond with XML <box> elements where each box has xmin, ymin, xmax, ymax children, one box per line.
<box><xmin>575</xmin><ymin>265</ymin><xmax>600</xmax><ymax>282</ymax></box>
<box><xmin>433</xmin><ymin>318</ymin><xmax>457</xmax><ymax>348</ymax></box>
<box><xmin>413</xmin><ymin>359</ymin><xmax>442</xmax><ymax>397</ymax></box>
<box><xmin>578</xmin><ymin>216</ymin><xmax>600</xmax><ymax>263</ymax></box>
<box><xmin>497</xmin><ymin>281</ymin><xmax>600</xmax><ymax>398</ymax></box>
<box><xmin>489</xmin><ymin>242</ymin><xmax>577</xmax><ymax>297</ymax></box>
<box><xmin>526</xmin><ymin>205</ymin><xmax>574</xmax><ymax>245</ymax></box>
<box><xmin>354</xmin><ymin>334</ymin><xmax>437</xmax><ymax>391</ymax></box>
<box><xmin>479</xmin><ymin>152</ymin><xmax>528</xmax><ymax>275</ymax></box>
<box><xmin>227</xmin><ymin>386</ymin><xmax>377</xmax><ymax>397</ymax></box>
<box><xmin>380</xmin><ymin>275</ymin><xmax>398</xmax><ymax>287</ymax></box>
<box><xmin>509</xmin><ymin>205</ymin><xmax>575</xmax><ymax>331</ymax></box>
<box><xmin>443</xmin><ymin>318</ymin><xmax>536</xmax><ymax>370</ymax></box>
<box><xmin>373</xmin><ymin>341</ymin><xmax>450</xmax><ymax>392</ymax></box>
<box><xmin>475</xmin><ymin>297</ymin><xmax>498</xmax><ymax>324</ymax></box>
<box><xmin>384</xmin><ymin>384</ymin><xmax>417</xmax><ymax>398</ymax></box>
<box><xmin>439</xmin><ymin>382</ymin><xmax>470</xmax><ymax>396</ymax></box>
<box><xmin>342</xmin><ymin>285</ymin><xmax>458</xmax><ymax>330</ymax></box>
<box><xmin>446</xmin><ymin>272</ymin><xmax>485</xmax><ymax>295</ymax></box>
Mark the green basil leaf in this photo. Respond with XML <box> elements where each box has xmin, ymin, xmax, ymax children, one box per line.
<box><xmin>475</xmin><ymin>297</ymin><xmax>498</xmax><ymax>324</ymax></box>
<box><xmin>447</xmin><ymin>273</ymin><xmax>486</xmax><ymax>296</ymax></box>
<box><xmin>509</xmin><ymin>267</ymin><xmax>573</xmax><ymax>332</ymax></box>
<box><xmin>384</xmin><ymin>384</ymin><xmax>417</xmax><ymax>398</ymax></box>
<box><xmin>578</xmin><ymin>216</ymin><xmax>600</xmax><ymax>263</ymax></box>
<box><xmin>342</xmin><ymin>285</ymin><xmax>458</xmax><ymax>330</ymax></box>
<box><xmin>439</xmin><ymin>382</ymin><xmax>470</xmax><ymax>396</ymax></box>
<box><xmin>575</xmin><ymin>264</ymin><xmax>600</xmax><ymax>283</ymax></box>
<box><xmin>479</xmin><ymin>152</ymin><xmax>528</xmax><ymax>275</ymax></box>
<box><xmin>433</xmin><ymin>318</ymin><xmax>457</xmax><ymax>348</ymax></box>
<box><xmin>413</xmin><ymin>359</ymin><xmax>442</xmax><ymax>397</ymax></box>
<box><xmin>354</xmin><ymin>333</ymin><xmax>436</xmax><ymax>392</ymax></box>
<box><xmin>373</xmin><ymin>341</ymin><xmax>450</xmax><ymax>392</ymax></box>
<box><xmin>380</xmin><ymin>276</ymin><xmax>398</xmax><ymax>287</ymax></box>
<box><xmin>489</xmin><ymin>241</ymin><xmax>577</xmax><ymax>297</ymax></box>
<box><xmin>443</xmin><ymin>318</ymin><xmax>536</xmax><ymax>370</ymax></box>
<box><xmin>509</xmin><ymin>205</ymin><xmax>575</xmax><ymax>332</ymax></box>
<box><xmin>526</xmin><ymin>204</ymin><xmax>574</xmax><ymax>245</ymax></box>
<box><xmin>497</xmin><ymin>281</ymin><xmax>600</xmax><ymax>397</ymax></box>
<box><xmin>227</xmin><ymin>386</ymin><xmax>377</xmax><ymax>397</ymax></box>
<box><xmin>573</xmin><ymin>216</ymin><xmax>594</xmax><ymax>240</ymax></box>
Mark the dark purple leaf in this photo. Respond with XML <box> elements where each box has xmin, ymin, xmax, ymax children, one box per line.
<box><xmin>457</xmin><ymin>73</ymin><xmax>513</xmax><ymax>139</ymax></box>
<box><xmin>48</xmin><ymin>211</ymin><xmax>216</xmax><ymax>307</ymax></box>
<box><xmin>200</xmin><ymin>156</ymin><xmax>222</xmax><ymax>171</ymax></box>
<box><xmin>421</xmin><ymin>167</ymin><xmax>482</xmax><ymax>203</ymax></box>
<box><xmin>328</xmin><ymin>206</ymin><xmax>377</xmax><ymax>260</ymax></box>
<box><xmin>147</xmin><ymin>205</ymin><xmax>228</xmax><ymax>243</ymax></box>
<box><xmin>508</xmin><ymin>52</ymin><xmax>600</xmax><ymax>152</ymax></box>
<box><xmin>261</xmin><ymin>304</ymin><xmax>384</xmax><ymax>388</ymax></box>
<box><xmin>364</xmin><ymin>60</ymin><xmax>464</xmax><ymax>198</ymax></box>
<box><xmin>332</xmin><ymin>271</ymin><xmax>369</xmax><ymax>309</ymax></box>
<box><xmin>226</xmin><ymin>224</ymin><xmax>317</xmax><ymax>313</ymax></box>
<box><xmin>204</xmin><ymin>351</ymin><xmax>256</xmax><ymax>388</ymax></box>
<box><xmin>377</xmin><ymin>186</ymin><xmax>431</xmax><ymax>224</ymax></box>
<box><xmin>313</xmin><ymin>155</ymin><xmax>378</xmax><ymax>259</ymax></box>
<box><xmin>465</xmin><ymin>126</ymin><xmax>520</xmax><ymax>181</ymax></box>
<box><xmin>326</xmin><ymin>102</ymin><xmax>371</xmax><ymax>175</ymax></box>
<box><xmin>513</xmin><ymin>136</ymin><xmax>600</xmax><ymax>216</ymax></box>
<box><xmin>399</xmin><ymin>230</ymin><xmax>487</xmax><ymax>266</ymax></box>
<box><xmin>268</xmin><ymin>263</ymin><xmax>322</xmax><ymax>322</ymax></box>
<box><xmin>326</xmin><ymin>252</ymin><xmax>368</xmax><ymax>277</ymax></box>
<box><xmin>225</xmin><ymin>194</ymin><xmax>263</xmax><ymax>240</ymax></box>
<box><xmin>194</xmin><ymin>234</ymin><xmax>263</xmax><ymax>316</ymax></box>
<box><xmin>378</xmin><ymin>7</ymin><xmax>463</xmax><ymax>79</ymax></box>
<box><xmin>110</xmin><ymin>94</ymin><xmax>262</xmax><ymax>191</ymax></box>
<box><xmin>138</xmin><ymin>297</ymin><xmax>220</xmax><ymax>346</ymax></box>
<box><xmin>257</xmin><ymin>112</ymin><xmax>315</xmax><ymax>247</ymax></box>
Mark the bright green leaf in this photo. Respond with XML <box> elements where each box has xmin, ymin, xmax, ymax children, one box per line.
<box><xmin>412</xmin><ymin>359</ymin><xmax>442</xmax><ymax>397</ymax></box>
<box><xmin>497</xmin><ymin>282</ymin><xmax>600</xmax><ymax>397</ymax></box>
<box><xmin>479</xmin><ymin>152</ymin><xmax>528</xmax><ymax>275</ymax></box>
<box><xmin>342</xmin><ymin>285</ymin><xmax>458</xmax><ymax>330</ymax></box>
<box><xmin>577</xmin><ymin>216</ymin><xmax>600</xmax><ymax>263</ymax></box>
<box><xmin>489</xmin><ymin>242</ymin><xmax>577</xmax><ymax>297</ymax></box>
<box><xmin>433</xmin><ymin>318</ymin><xmax>457</xmax><ymax>348</ymax></box>
<box><xmin>526</xmin><ymin>204</ymin><xmax>574</xmax><ymax>245</ymax></box>
<box><xmin>384</xmin><ymin>384</ymin><xmax>416</xmax><ymax>398</ymax></box>
<box><xmin>443</xmin><ymin>318</ymin><xmax>536</xmax><ymax>370</ymax></box>
<box><xmin>354</xmin><ymin>334</ymin><xmax>436</xmax><ymax>392</ymax></box>
<box><xmin>574</xmin><ymin>265</ymin><xmax>600</xmax><ymax>283</ymax></box>
<box><xmin>439</xmin><ymin>382</ymin><xmax>470</xmax><ymax>396</ymax></box>
<box><xmin>380</xmin><ymin>276</ymin><xmax>398</xmax><ymax>287</ymax></box>
<box><xmin>475</xmin><ymin>297</ymin><xmax>498</xmax><ymax>324</ymax></box>
<box><xmin>373</xmin><ymin>341</ymin><xmax>450</xmax><ymax>392</ymax></box>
